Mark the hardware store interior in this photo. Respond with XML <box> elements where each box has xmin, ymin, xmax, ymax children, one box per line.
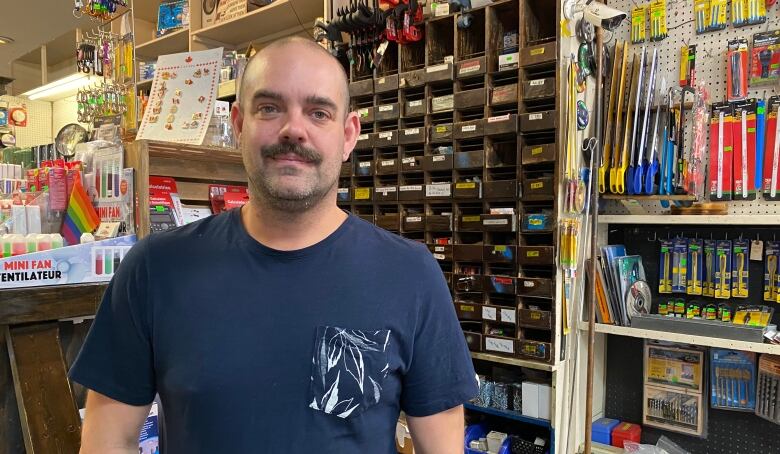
<box><xmin>1</xmin><ymin>0</ymin><xmax>780</xmax><ymax>453</ymax></box>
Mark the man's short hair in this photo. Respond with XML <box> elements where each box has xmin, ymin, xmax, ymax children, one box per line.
<box><xmin>238</xmin><ymin>36</ymin><xmax>350</xmax><ymax>116</ymax></box>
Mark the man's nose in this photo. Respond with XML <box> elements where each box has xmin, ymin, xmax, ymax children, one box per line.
<box><xmin>278</xmin><ymin>110</ymin><xmax>307</xmax><ymax>144</ymax></box>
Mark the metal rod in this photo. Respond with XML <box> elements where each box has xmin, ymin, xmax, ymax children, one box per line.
<box><xmin>583</xmin><ymin>26</ymin><xmax>604</xmax><ymax>454</ymax></box>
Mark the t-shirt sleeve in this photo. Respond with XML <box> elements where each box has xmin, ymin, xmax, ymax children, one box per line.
<box><xmin>400</xmin><ymin>251</ymin><xmax>479</xmax><ymax>417</ymax></box>
<box><xmin>68</xmin><ymin>238</ymin><xmax>156</xmax><ymax>406</ymax></box>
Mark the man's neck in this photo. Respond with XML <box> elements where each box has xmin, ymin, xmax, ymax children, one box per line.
<box><xmin>240</xmin><ymin>198</ymin><xmax>348</xmax><ymax>251</ymax></box>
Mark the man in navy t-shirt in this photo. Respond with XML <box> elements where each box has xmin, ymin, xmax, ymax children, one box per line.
<box><xmin>71</xmin><ymin>36</ymin><xmax>478</xmax><ymax>453</ymax></box>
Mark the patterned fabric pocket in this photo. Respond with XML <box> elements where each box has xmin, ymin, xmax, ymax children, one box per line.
<box><xmin>309</xmin><ymin>326</ymin><xmax>391</xmax><ymax>419</ymax></box>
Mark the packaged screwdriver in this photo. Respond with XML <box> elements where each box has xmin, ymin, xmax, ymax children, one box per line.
<box><xmin>649</xmin><ymin>0</ymin><xmax>668</xmax><ymax>42</ymax></box>
<box><xmin>660</xmin><ymin>240</ymin><xmax>674</xmax><ymax>294</ymax></box>
<box><xmin>703</xmin><ymin>239</ymin><xmax>717</xmax><ymax>297</ymax></box>
<box><xmin>765</xmin><ymin>241</ymin><xmax>780</xmax><ymax>302</ymax></box>
<box><xmin>709</xmin><ymin>0</ymin><xmax>728</xmax><ymax>30</ymax></box>
<box><xmin>732</xmin><ymin>0</ymin><xmax>747</xmax><ymax>27</ymax></box>
<box><xmin>763</xmin><ymin>97</ymin><xmax>780</xmax><ymax>201</ymax></box>
<box><xmin>688</xmin><ymin>238</ymin><xmax>704</xmax><ymax>295</ymax></box>
<box><xmin>694</xmin><ymin>0</ymin><xmax>710</xmax><ymax>34</ymax></box>
<box><xmin>631</xmin><ymin>5</ymin><xmax>647</xmax><ymax>44</ymax></box>
<box><xmin>711</xmin><ymin>349</ymin><xmax>756</xmax><ymax>411</ymax></box>
<box><xmin>732</xmin><ymin>239</ymin><xmax>750</xmax><ymax>298</ymax></box>
<box><xmin>715</xmin><ymin>240</ymin><xmax>732</xmax><ymax>299</ymax></box>
<box><xmin>710</xmin><ymin>103</ymin><xmax>734</xmax><ymax>201</ymax></box>
<box><xmin>673</xmin><ymin>238</ymin><xmax>689</xmax><ymax>293</ymax></box>
<box><xmin>732</xmin><ymin>99</ymin><xmax>757</xmax><ymax>200</ymax></box>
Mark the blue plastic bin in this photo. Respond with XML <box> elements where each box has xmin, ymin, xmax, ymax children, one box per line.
<box><xmin>465</xmin><ymin>424</ymin><xmax>510</xmax><ymax>454</ymax></box>
<box><xmin>591</xmin><ymin>417</ymin><xmax>620</xmax><ymax>445</ymax></box>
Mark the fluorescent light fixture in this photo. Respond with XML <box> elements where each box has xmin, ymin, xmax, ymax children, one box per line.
<box><xmin>21</xmin><ymin>73</ymin><xmax>95</xmax><ymax>101</ymax></box>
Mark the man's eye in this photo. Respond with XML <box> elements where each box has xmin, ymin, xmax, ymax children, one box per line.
<box><xmin>312</xmin><ymin>110</ymin><xmax>330</xmax><ymax>120</ymax></box>
<box><xmin>257</xmin><ymin>105</ymin><xmax>278</xmax><ymax>114</ymax></box>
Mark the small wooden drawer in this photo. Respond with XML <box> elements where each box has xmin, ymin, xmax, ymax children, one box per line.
<box><xmin>520</xmin><ymin>41</ymin><xmax>556</xmax><ymax>67</ymax></box>
<box><xmin>481</xmin><ymin>214</ymin><xmax>516</xmax><ymax>232</ymax></box>
<box><xmin>429</xmin><ymin>244</ymin><xmax>453</xmax><ymax>261</ymax></box>
<box><xmin>490</xmin><ymin>83</ymin><xmax>518</xmax><ymax>105</ymax></box>
<box><xmin>453</xmin><ymin>119</ymin><xmax>485</xmax><ymax>139</ymax></box>
<box><xmin>486</xmin><ymin>142</ymin><xmax>518</xmax><ymax>168</ymax></box>
<box><xmin>375</xmin><ymin>102</ymin><xmax>400</xmax><ymax>121</ymax></box>
<box><xmin>430</xmin><ymin>123</ymin><xmax>453</xmax><ymax>143</ymax></box>
<box><xmin>457</xmin><ymin>56</ymin><xmax>487</xmax><ymax>79</ymax></box>
<box><xmin>517</xmin><ymin>340</ymin><xmax>552</xmax><ymax>362</ymax></box>
<box><xmin>453</xmin><ymin>181</ymin><xmax>482</xmax><ymax>199</ymax></box>
<box><xmin>423</xmin><ymin>154</ymin><xmax>454</xmax><ymax>171</ymax></box>
<box><xmin>522</xmin><ymin>176</ymin><xmax>555</xmax><ymax>200</ymax></box>
<box><xmin>484</xmin><ymin>245</ymin><xmax>516</xmax><ymax>264</ymax></box>
<box><xmin>375</xmin><ymin>157</ymin><xmax>399</xmax><ymax>175</ymax></box>
<box><xmin>374</xmin><ymin>74</ymin><xmax>399</xmax><ymax>93</ymax></box>
<box><xmin>398</xmin><ymin>126</ymin><xmax>425</xmax><ymax>145</ymax></box>
<box><xmin>454</xmin><ymin>150</ymin><xmax>484</xmax><ymax>169</ymax></box>
<box><xmin>376</xmin><ymin>213</ymin><xmax>400</xmax><ymax>231</ymax></box>
<box><xmin>352</xmin><ymin>187</ymin><xmax>374</xmax><ymax>201</ymax></box>
<box><xmin>337</xmin><ymin>187</ymin><xmax>351</xmax><ymax>202</ymax></box>
<box><xmin>374</xmin><ymin>130</ymin><xmax>398</xmax><ymax>147</ymax></box>
<box><xmin>340</xmin><ymin>162</ymin><xmax>352</xmax><ymax>177</ymax></box>
<box><xmin>374</xmin><ymin>186</ymin><xmax>398</xmax><ymax>202</ymax></box>
<box><xmin>483</xmin><ymin>180</ymin><xmax>518</xmax><ymax>199</ymax></box>
<box><xmin>453</xmin><ymin>244</ymin><xmax>484</xmax><ymax>261</ymax></box>
<box><xmin>517</xmin><ymin>278</ymin><xmax>554</xmax><ymax>298</ymax></box>
<box><xmin>518</xmin><ymin>308</ymin><xmax>552</xmax><ymax>330</ymax></box>
<box><xmin>487</xmin><ymin>275</ymin><xmax>516</xmax><ymax>295</ymax></box>
<box><xmin>425</xmin><ymin>183</ymin><xmax>452</xmax><ymax>200</ymax></box>
<box><xmin>424</xmin><ymin>62</ymin><xmax>454</xmax><ymax>83</ymax></box>
<box><xmin>404</xmin><ymin>99</ymin><xmax>427</xmax><ymax>117</ymax></box>
<box><xmin>454</xmin><ymin>88</ymin><xmax>486</xmax><ymax>109</ymax></box>
<box><xmin>349</xmin><ymin>78</ymin><xmax>374</xmax><ymax>97</ymax></box>
<box><xmin>521</xmin><ymin>143</ymin><xmax>557</xmax><ymax>165</ymax></box>
<box><xmin>431</xmin><ymin>94</ymin><xmax>454</xmax><ymax>112</ymax></box>
<box><xmin>464</xmin><ymin>329</ymin><xmax>483</xmax><ymax>352</ymax></box>
<box><xmin>398</xmin><ymin>184</ymin><xmax>424</xmax><ymax>200</ymax></box>
<box><xmin>521</xmin><ymin>214</ymin><xmax>554</xmax><ymax>232</ymax></box>
<box><xmin>356</xmin><ymin>107</ymin><xmax>374</xmax><ymax>124</ymax></box>
<box><xmin>402</xmin><ymin>214</ymin><xmax>426</xmax><ymax>231</ymax></box>
<box><xmin>454</xmin><ymin>274</ymin><xmax>484</xmax><ymax>293</ymax></box>
<box><xmin>483</xmin><ymin>335</ymin><xmax>517</xmax><ymax>356</ymax></box>
<box><xmin>355</xmin><ymin>159</ymin><xmax>374</xmax><ymax>176</ymax></box>
<box><xmin>484</xmin><ymin>114</ymin><xmax>518</xmax><ymax>136</ymax></box>
<box><xmin>354</xmin><ymin>133</ymin><xmax>373</xmax><ymax>150</ymax></box>
<box><xmin>426</xmin><ymin>215</ymin><xmax>453</xmax><ymax>232</ymax></box>
<box><xmin>522</xmin><ymin>77</ymin><xmax>556</xmax><ymax>100</ymax></box>
<box><xmin>399</xmin><ymin>68</ymin><xmax>426</xmax><ymax>88</ymax></box>
<box><xmin>400</xmin><ymin>156</ymin><xmax>423</xmax><ymax>172</ymax></box>
<box><xmin>358</xmin><ymin>213</ymin><xmax>375</xmax><ymax>223</ymax></box>
<box><xmin>458</xmin><ymin>214</ymin><xmax>483</xmax><ymax>232</ymax></box>
<box><xmin>519</xmin><ymin>110</ymin><xmax>557</xmax><ymax>132</ymax></box>
<box><xmin>517</xmin><ymin>246</ymin><xmax>555</xmax><ymax>266</ymax></box>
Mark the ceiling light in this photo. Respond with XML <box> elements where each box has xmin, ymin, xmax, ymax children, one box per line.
<box><xmin>21</xmin><ymin>73</ymin><xmax>95</xmax><ymax>101</ymax></box>
<box><xmin>0</xmin><ymin>36</ymin><xmax>14</xmax><ymax>45</ymax></box>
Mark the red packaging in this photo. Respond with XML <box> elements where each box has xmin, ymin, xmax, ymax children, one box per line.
<box><xmin>223</xmin><ymin>192</ymin><xmax>249</xmax><ymax>210</ymax></box>
<box><xmin>26</xmin><ymin>169</ymin><xmax>40</xmax><ymax>192</ymax></box>
<box><xmin>709</xmin><ymin>103</ymin><xmax>734</xmax><ymax>201</ymax></box>
<box><xmin>209</xmin><ymin>184</ymin><xmax>248</xmax><ymax>214</ymax></box>
<box><xmin>611</xmin><ymin>422</ymin><xmax>642</xmax><ymax>448</ymax></box>
<box><xmin>48</xmin><ymin>167</ymin><xmax>68</xmax><ymax>211</ymax></box>
<box><xmin>731</xmin><ymin>99</ymin><xmax>757</xmax><ymax>200</ymax></box>
<box><xmin>763</xmin><ymin>96</ymin><xmax>780</xmax><ymax>200</ymax></box>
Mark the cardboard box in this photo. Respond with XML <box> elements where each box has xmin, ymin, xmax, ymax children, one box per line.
<box><xmin>354</xmin><ymin>133</ymin><xmax>373</xmax><ymax>150</ymax></box>
<box><xmin>522</xmin><ymin>77</ymin><xmax>556</xmax><ymax>100</ymax></box>
<box><xmin>520</xmin><ymin>110</ymin><xmax>557</xmax><ymax>132</ymax></box>
<box><xmin>374</xmin><ymin>130</ymin><xmax>398</xmax><ymax>147</ymax></box>
<box><xmin>454</xmin><ymin>119</ymin><xmax>485</xmax><ymax>139</ymax></box>
<box><xmin>485</xmin><ymin>114</ymin><xmax>518</xmax><ymax>136</ymax></box>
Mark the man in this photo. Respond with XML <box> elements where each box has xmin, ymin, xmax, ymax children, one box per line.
<box><xmin>71</xmin><ymin>36</ymin><xmax>478</xmax><ymax>453</ymax></box>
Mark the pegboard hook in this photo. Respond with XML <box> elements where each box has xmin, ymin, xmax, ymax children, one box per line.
<box><xmin>647</xmin><ymin>231</ymin><xmax>658</xmax><ymax>242</ymax></box>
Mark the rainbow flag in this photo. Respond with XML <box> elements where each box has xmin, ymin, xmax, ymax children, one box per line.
<box><xmin>61</xmin><ymin>172</ymin><xmax>100</xmax><ymax>246</ymax></box>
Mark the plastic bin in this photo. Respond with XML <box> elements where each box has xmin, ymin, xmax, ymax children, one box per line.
<box><xmin>465</xmin><ymin>424</ymin><xmax>510</xmax><ymax>454</ymax></box>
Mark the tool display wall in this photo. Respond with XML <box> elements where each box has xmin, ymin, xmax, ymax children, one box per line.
<box><xmin>339</xmin><ymin>0</ymin><xmax>561</xmax><ymax>364</ymax></box>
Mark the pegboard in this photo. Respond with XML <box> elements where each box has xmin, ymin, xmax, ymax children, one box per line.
<box><xmin>0</xmin><ymin>95</ymin><xmax>53</xmax><ymax>148</ymax></box>
<box><xmin>602</xmin><ymin>0</ymin><xmax>780</xmax><ymax>215</ymax></box>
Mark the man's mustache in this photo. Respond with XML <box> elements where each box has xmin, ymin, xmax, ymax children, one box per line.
<box><xmin>261</xmin><ymin>143</ymin><xmax>323</xmax><ymax>165</ymax></box>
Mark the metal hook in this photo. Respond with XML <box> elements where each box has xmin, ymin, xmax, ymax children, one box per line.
<box><xmin>648</xmin><ymin>231</ymin><xmax>658</xmax><ymax>242</ymax></box>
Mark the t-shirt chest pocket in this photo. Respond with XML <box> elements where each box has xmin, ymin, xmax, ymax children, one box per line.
<box><xmin>309</xmin><ymin>326</ymin><xmax>391</xmax><ymax>419</ymax></box>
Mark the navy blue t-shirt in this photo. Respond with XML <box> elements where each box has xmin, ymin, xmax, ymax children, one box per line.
<box><xmin>70</xmin><ymin>209</ymin><xmax>478</xmax><ymax>453</ymax></box>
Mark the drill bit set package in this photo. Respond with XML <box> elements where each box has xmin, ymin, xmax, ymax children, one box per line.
<box><xmin>756</xmin><ymin>354</ymin><xmax>780</xmax><ymax>424</ymax></box>
<box><xmin>694</xmin><ymin>0</ymin><xmax>728</xmax><ymax>33</ymax></box>
<box><xmin>764</xmin><ymin>241</ymin><xmax>780</xmax><ymax>302</ymax></box>
<box><xmin>710</xmin><ymin>349</ymin><xmax>757</xmax><ymax>411</ymax></box>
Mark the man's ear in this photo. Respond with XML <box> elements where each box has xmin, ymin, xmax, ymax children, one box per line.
<box><xmin>342</xmin><ymin>111</ymin><xmax>360</xmax><ymax>162</ymax></box>
<box><xmin>231</xmin><ymin>102</ymin><xmax>244</xmax><ymax>143</ymax></box>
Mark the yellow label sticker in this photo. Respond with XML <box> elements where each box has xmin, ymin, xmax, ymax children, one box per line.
<box><xmin>531</xmin><ymin>311</ymin><xmax>542</xmax><ymax>320</ymax></box>
<box><xmin>354</xmin><ymin>188</ymin><xmax>370</xmax><ymax>199</ymax></box>
<box><xmin>530</xmin><ymin>48</ymin><xmax>545</xmax><ymax>56</ymax></box>
<box><xmin>456</xmin><ymin>182</ymin><xmax>476</xmax><ymax>189</ymax></box>
<box><xmin>531</xmin><ymin>146</ymin><xmax>543</xmax><ymax>155</ymax></box>
<box><xmin>436</xmin><ymin>126</ymin><xmax>448</xmax><ymax>133</ymax></box>
<box><xmin>462</xmin><ymin>215</ymin><xmax>481</xmax><ymax>222</ymax></box>
<box><xmin>531</xmin><ymin>182</ymin><xmax>544</xmax><ymax>189</ymax></box>
<box><xmin>494</xmin><ymin>246</ymin><xmax>506</xmax><ymax>252</ymax></box>
<box><xmin>459</xmin><ymin>305</ymin><xmax>474</xmax><ymax>312</ymax></box>
<box><xmin>527</xmin><ymin>250</ymin><xmax>540</xmax><ymax>257</ymax></box>
<box><xmin>530</xmin><ymin>219</ymin><xmax>542</xmax><ymax>226</ymax></box>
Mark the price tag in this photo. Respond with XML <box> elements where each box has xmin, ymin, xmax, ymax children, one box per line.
<box><xmin>751</xmin><ymin>240</ymin><xmax>764</xmax><ymax>261</ymax></box>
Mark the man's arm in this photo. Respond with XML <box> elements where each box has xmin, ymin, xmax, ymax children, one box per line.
<box><xmin>79</xmin><ymin>390</ymin><xmax>151</xmax><ymax>454</ymax></box>
<box><xmin>406</xmin><ymin>405</ymin><xmax>465</xmax><ymax>454</ymax></box>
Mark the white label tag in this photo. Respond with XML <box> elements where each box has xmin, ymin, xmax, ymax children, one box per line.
<box><xmin>401</xmin><ymin>158</ymin><xmax>416</xmax><ymax>164</ymax></box>
<box><xmin>485</xmin><ymin>337</ymin><xmax>514</xmax><ymax>354</ymax></box>
<box><xmin>434</xmin><ymin>3</ymin><xmax>449</xmax><ymax>16</ymax></box>
<box><xmin>433</xmin><ymin>155</ymin><xmax>446</xmax><ymax>162</ymax></box>
<box><xmin>427</xmin><ymin>63</ymin><xmax>449</xmax><ymax>73</ymax></box>
<box><xmin>426</xmin><ymin>184</ymin><xmax>452</xmax><ymax>197</ymax></box>
<box><xmin>359</xmin><ymin>161</ymin><xmax>371</xmax><ymax>168</ymax></box>
<box><xmin>376</xmin><ymin>186</ymin><xmax>397</xmax><ymax>194</ymax></box>
<box><xmin>483</xmin><ymin>219</ymin><xmax>508</xmax><ymax>225</ymax></box>
<box><xmin>462</xmin><ymin>124</ymin><xmax>477</xmax><ymax>132</ymax></box>
<box><xmin>501</xmin><ymin>309</ymin><xmax>517</xmax><ymax>324</ymax></box>
<box><xmin>405</xmin><ymin>128</ymin><xmax>420</xmax><ymax>135</ymax></box>
<box><xmin>523</xmin><ymin>280</ymin><xmax>536</xmax><ymax>288</ymax></box>
<box><xmin>358</xmin><ymin>108</ymin><xmax>369</xmax><ymax>116</ymax></box>
<box><xmin>488</xmin><ymin>114</ymin><xmax>511</xmax><ymax>123</ymax></box>
<box><xmin>482</xmin><ymin>306</ymin><xmax>497</xmax><ymax>320</ymax></box>
<box><xmin>444</xmin><ymin>55</ymin><xmax>454</xmax><ymax>64</ymax></box>
<box><xmin>378</xmin><ymin>104</ymin><xmax>394</xmax><ymax>112</ymax></box>
<box><xmin>751</xmin><ymin>240</ymin><xmax>764</xmax><ymax>261</ymax></box>
<box><xmin>459</xmin><ymin>61</ymin><xmax>481</xmax><ymax>74</ymax></box>
<box><xmin>406</xmin><ymin>216</ymin><xmax>422</xmax><ymax>222</ymax></box>
<box><xmin>379</xmin><ymin>131</ymin><xmax>393</xmax><ymax>139</ymax></box>
<box><xmin>381</xmin><ymin>160</ymin><xmax>395</xmax><ymax>166</ymax></box>
<box><xmin>409</xmin><ymin>100</ymin><xmax>423</xmax><ymax>107</ymax></box>
<box><xmin>377</xmin><ymin>77</ymin><xmax>386</xmax><ymax>84</ymax></box>
<box><xmin>434</xmin><ymin>246</ymin><xmax>445</xmax><ymax>252</ymax></box>
<box><xmin>529</xmin><ymin>79</ymin><xmax>545</xmax><ymax>86</ymax></box>
<box><xmin>337</xmin><ymin>188</ymin><xmax>349</xmax><ymax>194</ymax></box>
<box><xmin>400</xmin><ymin>185</ymin><xmax>422</xmax><ymax>191</ymax></box>
<box><xmin>529</xmin><ymin>113</ymin><xmax>543</xmax><ymax>120</ymax></box>
<box><xmin>357</xmin><ymin>134</ymin><xmax>369</xmax><ymax>140</ymax></box>
<box><xmin>433</xmin><ymin>253</ymin><xmax>445</xmax><ymax>260</ymax></box>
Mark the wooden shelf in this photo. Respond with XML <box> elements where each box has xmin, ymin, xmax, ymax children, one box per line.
<box><xmin>470</xmin><ymin>351</ymin><xmax>557</xmax><ymax>372</ymax></box>
<box><xmin>192</xmin><ymin>0</ymin><xmax>323</xmax><ymax>46</ymax></box>
<box><xmin>464</xmin><ymin>403</ymin><xmax>551</xmax><ymax>429</ymax></box>
<box><xmin>598</xmin><ymin>214</ymin><xmax>780</xmax><ymax>225</ymax></box>
<box><xmin>583</xmin><ymin>323</ymin><xmax>780</xmax><ymax>355</ymax></box>
<box><xmin>601</xmin><ymin>194</ymin><xmax>697</xmax><ymax>201</ymax></box>
<box><xmin>135</xmin><ymin>28</ymin><xmax>189</xmax><ymax>58</ymax></box>
<box><xmin>0</xmin><ymin>283</ymin><xmax>107</xmax><ymax>325</ymax></box>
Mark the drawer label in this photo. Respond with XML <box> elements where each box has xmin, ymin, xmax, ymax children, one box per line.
<box><xmin>357</xmin><ymin>134</ymin><xmax>369</xmax><ymax>140</ymax></box>
<box><xmin>456</xmin><ymin>182</ymin><xmax>476</xmax><ymax>189</ymax></box>
<box><xmin>462</xmin><ymin>124</ymin><xmax>477</xmax><ymax>132</ymax></box>
<box><xmin>406</xmin><ymin>216</ymin><xmax>422</xmax><ymax>222</ymax></box>
<box><xmin>529</xmin><ymin>79</ymin><xmax>545</xmax><ymax>86</ymax></box>
<box><xmin>493</xmin><ymin>246</ymin><xmax>507</xmax><ymax>252</ymax></box>
<box><xmin>482</xmin><ymin>306</ymin><xmax>497</xmax><ymax>320</ymax></box>
<box><xmin>427</xmin><ymin>63</ymin><xmax>449</xmax><ymax>73</ymax></box>
<box><xmin>501</xmin><ymin>309</ymin><xmax>517</xmax><ymax>324</ymax></box>
<box><xmin>378</xmin><ymin>104</ymin><xmax>394</xmax><ymax>112</ymax></box>
<box><xmin>405</xmin><ymin>128</ymin><xmax>420</xmax><ymax>135</ymax></box>
<box><xmin>435</xmin><ymin>125</ymin><xmax>450</xmax><ymax>133</ymax></box>
<box><xmin>483</xmin><ymin>219</ymin><xmax>508</xmax><ymax>225</ymax></box>
<box><xmin>433</xmin><ymin>155</ymin><xmax>446</xmax><ymax>162</ymax></box>
<box><xmin>494</xmin><ymin>276</ymin><xmax>513</xmax><ymax>285</ymax></box>
<box><xmin>530</xmin><ymin>311</ymin><xmax>542</xmax><ymax>320</ymax></box>
<box><xmin>337</xmin><ymin>188</ymin><xmax>349</xmax><ymax>194</ymax></box>
<box><xmin>359</xmin><ymin>161</ymin><xmax>372</xmax><ymax>168</ymax></box>
<box><xmin>527</xmin><ymin>250</ymin><xmax>540</xmax><ymax>257</ymax></box>
<box><xmin>459</xmin><ymin>60</ymin><xmax>482</xmax><ymax>74</ymax></box>
<box><xmin>531</xmin><ymin>146</ymin><xmax>544</xmax><ymax>155</ymax></box>
<box><xmin>488</xmin><ymin>114</ymin><xmax>510</xmax><ymax>123</ymax></box>
<box><xmin>358</xmin><ymin>108</ymin><xmax>370</xmax><ymax>117</ymax></box>
<box><xmin>530</xmin><ymin>218</ymin><xmax>543</xmax><ymax>226</ymax></box>
<box><xmin>523</xmin><ymin>280</ymin><xmax>537</xmax><ymax>287</ymax></box>
<box><xmin>530</xmin><ymin>47</ymin><xmax>545</xmax><ymax>56</ymax></box>
<box><xmin>409</xmin><ymin>100</ymin><xmax>423</xmax><ymax>107</ymax></box>
<box><xmin>433</xmin><ymin>253</ymin><xmax>445</xmax><ymax>260</ymax></box>
<box><xmin>435</xmin><ymin>246</ymin><xmax>446</xmax><ymax>252</ymax></box>
<box><xmin>354</xmin><ymin>188</ymin><xmax>371</xmax><ymax>199</ymax></box>
<box><xmin>379</xmin><ymin>131</ymin><xmax>394</xmax><ymax>139</ymax></box>
<box><xmin>400</xmin><ymin>185</ymin><xmax>422</xmax><ymax>191</ymax></box>
<box><xmin>375</xmin><ymin>186</ymin><xmax>397</xmax><ymax>194</ymax></box>
<box><xmin>529</xmin><ymin>113</ymin><xmax>543</xmax><ymax>120</ymax></box>
<box><xmin>530</xmin><ymin>182</ymin><xmax>544</xmax><ymax>189</ymax></box>
<box><xmin>485</xmin><ymin>337</ymin><xmax>514</xmax><ymax>354</ymax></box>
<box><xmin>426</xmin><ymin>184</ymin><xmax>452</xmax><ymax>197</ymax></box>
<box><xmin>462</xmin><ymin>215</ymin><xmax>481</xmax><ymax>222</ymax></box>
<box><xmin>381</xmin><ymin>159</ymin><xmax>396</xmax><ymax>166</ymax></box>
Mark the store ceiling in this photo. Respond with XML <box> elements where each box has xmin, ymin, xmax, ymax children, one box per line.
<box><xmin>0</xmin><ymin>0</ymin><xmax>94</xmax><ymax>78</ymax></box>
